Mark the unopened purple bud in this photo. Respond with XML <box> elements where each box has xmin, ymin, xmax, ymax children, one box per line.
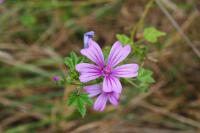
<box><xmin>84</xmin><ymin>31</ymin><xmax>95</xmax><ymax>48</ymax></box>
<box><xmin>53</xmin><ymin>76</ymin><xmax>60</xmax><ymax>82</ymax></box>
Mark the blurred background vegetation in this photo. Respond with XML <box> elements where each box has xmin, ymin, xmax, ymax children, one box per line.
<box><xmin>0</xmin><ymin>0</ymin><xmax>200</xmax><ymax>132</ymax></box>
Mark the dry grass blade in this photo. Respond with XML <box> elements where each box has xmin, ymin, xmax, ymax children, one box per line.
<box><xmin>0</xmin><ymin>57</ymin><xmax>51</xmax><ymax>77</ymax></box>
<box><xmin>164</xmin><ymin>10</ymin><xmax>199</xmax><ymax>49</ymax></box>
<box><xmin>155</xmin><ymin>0</ymin><xmax>200</xmax><ymax>58</ymax></box>
<box><xmin>128</xmin><ymin>80</ymin><xmax>167</xmax><ymax>108</ymax></box>
<box><xmin>140</xmin><ymin>101</ymin><xmax>200</xmax><ymax>129</ymax></box>
<box><xmin>0</xmin><ymin>50</ymin><xmax>13</xmax><ymax>60</ymax></box>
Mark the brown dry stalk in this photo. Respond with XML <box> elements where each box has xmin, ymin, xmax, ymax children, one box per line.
<box><xmin>155</xmin><ymin>0</ymin><xmax>200</xmax><ymax>58</ymax></box>
<box><xmin>130</xmin><ymin>0</ymin><xmax>154</xmax><ymax>40</ymax></box>
<box><xmin>128</xmin><ymin>80</ymin><xmax>167</xmax><ymax>108</ymax></box>
<box><xmin>164</xmin><ymin>11</ymin><xmax>199</xmax><ymax>49</ymax></box>
<box><xmin>140</xmin><ymin>101</ymin><xmax>200</xmax><ymax>129</ymax></box>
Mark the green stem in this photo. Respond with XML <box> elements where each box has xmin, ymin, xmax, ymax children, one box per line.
<box><xmin>70</xmin><ymin>81</ymin><xmax>83</xmax><ymax>86</ymax></box>
<box><xmin>124</xmin><ymin>78</ymin><xmax>139</xmax><ymax>88</ymax></box>
<box><xmin>130</xmin><ymin>0</ymin><xmax>154</xmax><ymax>40</ymax></box>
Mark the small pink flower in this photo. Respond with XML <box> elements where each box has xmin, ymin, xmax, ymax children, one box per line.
<box><xmin>84</xmin><ymin>84</ymin><xmax>120</xmax><ymax>111</ymax></box>
<box><xmin>52</xmin><ymin>76</ymin><xmax>60</xmax><ymax>82</ymax></box>
<box><xmin>76</xmin><ymin>39</ymin><xmax>139</xmax><ymax>93</ymax></box>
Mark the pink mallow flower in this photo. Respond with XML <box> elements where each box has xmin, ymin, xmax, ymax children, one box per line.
<box><xmin>76</xmin><ymin>40</ymin><xmax>139</xmax><ymax>93</ymax></box>
<box><xmin>84</xmin><ymin>84</ymin><xmax>120</xmax><ymax>111</ymax></box>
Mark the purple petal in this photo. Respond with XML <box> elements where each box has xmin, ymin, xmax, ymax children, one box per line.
<box><xmin>76</xmin><ymin>63</ymin><xmax>100</xmax><ymax>73</ymax></box>
<box><xmin>108</xmin><ymin>92</ymin><xmax>119</xmax><ymax>106</ymax></box>
<box><xmin>103</xmin><ymin>76</ymin><xmax>122</xmax><ymax>93</ymax></box>
<box><xmin>0</xmin><ymin>0</ymin><xmax>4</xmax><ymax>4</ymax></box>
<box><xmin>52</xmin><ymin>76</ymin><xmax>60</xmax><ymax>81</ymax></box>
<box><xmin>80</xmin><ymin>39</ymin><xmax>105</xmax><ymax>67</ymax></box>
<box><xmin>84</xmin><ymin>84</ymin><xmax>102</xmax><ymax>97</ymax></box>
<box><xmin>76</xmin><ymin>63</ymin><xmax>101</xmax><ymax>82</ymax></box>
<box><xmin>84</xmin><ymin>31</ymin><xmax>95</xmax><ymax>48</ymax></box>
<box><xmin>107</xmin><ymin>41</ymin><xmax>131</xmax><ymax>67</ymax></box>
<box><xmin>112</xmin><ymin>64</ymin><xmax>139</xmax><ymax>78</ymax></box>
<box><xmin>94</xmin><ymin>93</ymin><xmax>108</xmax><ymax>111</ymax></box>
<box><xmin>79</xmin><ymin>73</ymin><xmax>101</xmax><ymax>83</ymax></box>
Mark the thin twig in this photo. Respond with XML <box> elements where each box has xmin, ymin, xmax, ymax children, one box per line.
<box><xmin>124</xmin><ymin>78</ymin><xmax>139</xmax><ymax>88</ymax></box>
<box><xmin>126</xmin><ymin>80</ymin><xmax>166</xmax><ymax>110</ymax></box>
<box><xmin>130</xmin><ymin>0</ymin><xmax>154</xmax><ymax>40</ymax></box>
<box><xmin>164</xmin><ymin>10</ymin><xmax>199</xmax><ymax>49</ymax></box>
<box><xmin>141</xmin><ymin>101</ymin><xmax>200</xmax><ymax>129</ymax></box>
<box><xmin>160</xmin><ymin>0</ymin><xmax>179</xmax><ymax>11</ymax></box>
<box><xmin>0</xmin><ymin>59</ymin><xmax>51</xmax><ymax>77</ymax></box>
<box><xmin>155</xmin><ymin>0</ymin><xmax>200</xmax><ymax>58</ymax></box>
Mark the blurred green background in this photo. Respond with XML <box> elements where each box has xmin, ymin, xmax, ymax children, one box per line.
<box><xmin>0</xmin><ymin>0</ymin><xmax>200</xmax><ymax>132</ymax></box>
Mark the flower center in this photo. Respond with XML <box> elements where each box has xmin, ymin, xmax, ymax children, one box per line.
<box><xmin>102</xmin><ymin>65</ymin><xmax>112</xmax><ymax>76</ymax></box>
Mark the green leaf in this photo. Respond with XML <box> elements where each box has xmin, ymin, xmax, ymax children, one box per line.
<box><xmin>67</xmin><ymin>92</ymin><xmax>93</xmax><ymax>117</ymax></box>
<box><xmin>77</xmin><ymin>97</ymin><xmax>86</xmax><ymax>117</ymax></box>
<box><xmin>64</xmin><ymin>57</ymin><xmax>73</xmax><ymax>69</ymax></box>
<box><xmin>64</xmin><ymin>52</ymin><xmax>84</xmax><ymax>81</ymax></box>
<box><xmin>135</xmin><ymin>68</ymin><xmax>155</xmax><ymax>92</ymax></box>
<box><xmin>116</xmin><ymin>34</ymin><xmax>133</xmax><ymax>45</ymax></box>
<box><xmin>133</xmin><ymin>45</ymin><xmax>148</xmax><ymax>61</ymax></box>
<box><xmin>79</xmin><ymin>93</ymin><xmax>93</xmax><ymax>106</ymax></box>
<box><xmin>64</xmin><ymin>52</ymin><xmax>83</xmax><ymax>71</ymax></box>
<box><xmin>144</xmin><ymin>27</ymin><xmax>166</xmax><ymax>43</ymax></box>
<box><xmin>67</xmin><ymin>92</ymin><xmax>77</xmax><ymax>106</ymax></box>
<box><xmin>20</xmin><ymin>14</ymin><xmax>37</xmax><ymax>27</ymax></box>
<box><xmin>138</xmin><ymin>82</ymin><xmax>149</xmax><ymax>92</ymax></box>
<box><xmin>70</xmin><ymin>52</ymin><xmax>78</xmax><ymax>66</ymax></box>
<box><xmin>137</xmin><ymin>68</ymin><xmax>155</xmax><ymax>84</ymax></box>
